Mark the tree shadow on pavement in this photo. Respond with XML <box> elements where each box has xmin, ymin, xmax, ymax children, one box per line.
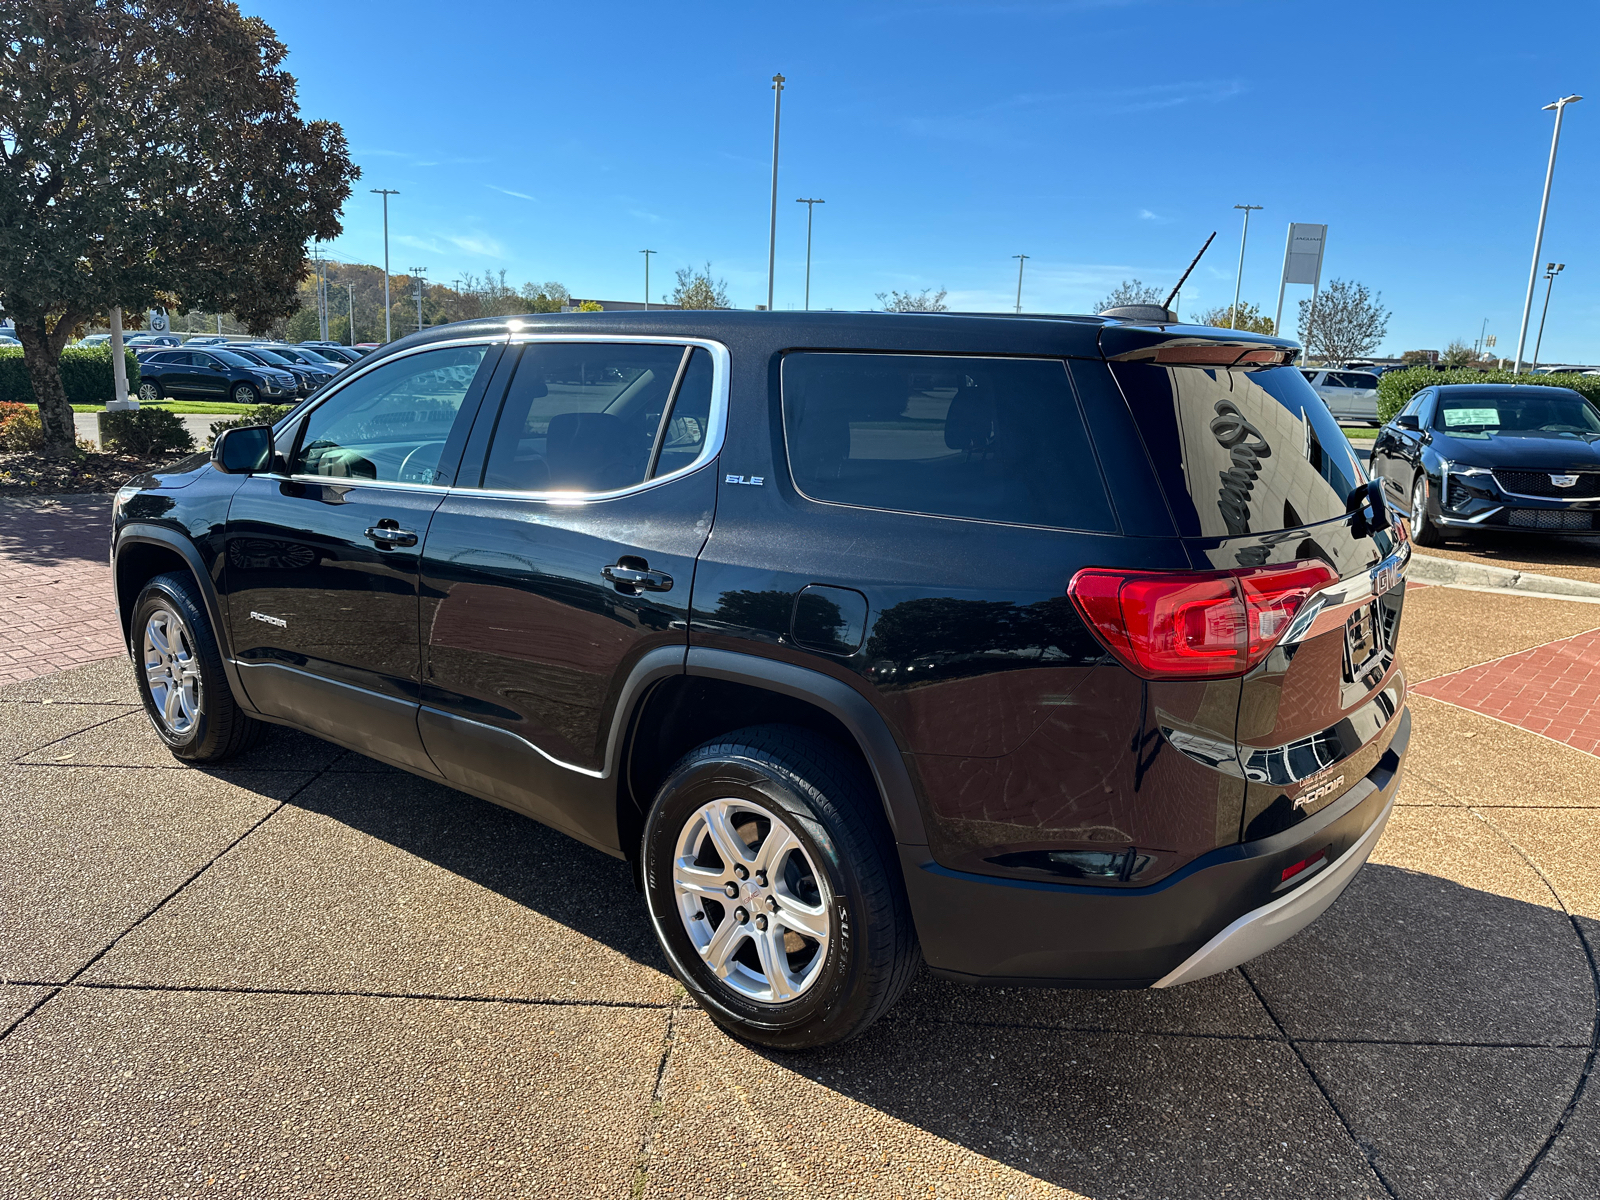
<box><xmin>0</xmin><ymin>497</ymin><xmax>114</xmax><ymax>569</ymax></box>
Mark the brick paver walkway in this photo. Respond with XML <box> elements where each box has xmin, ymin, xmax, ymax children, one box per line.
<box><xmin>1414</xmin><ymin>627</ymin><xmax>1600</xmax><ymax>756</ymax></box>
<box><xmin>0</xmin><ymin>496</ymin><xmax>123</xmax><ymax>686</ymax></box>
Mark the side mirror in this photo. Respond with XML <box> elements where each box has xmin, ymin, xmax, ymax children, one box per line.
<box><xmin>212</xmin><ymin>425</ymin><xmax>273</xmax><ymax>474</ymax></box>
<box><xmin>1394</xmin><ymin>413</ymin><xmax>1420</xmax><ymax>431</ymax></box>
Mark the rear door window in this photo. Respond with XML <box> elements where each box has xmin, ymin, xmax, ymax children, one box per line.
<box><xmin>478</xmin><ymin>342</ymin><xmax>713</xmax><ymax>493</ymax></box>
<box><xmin>781</xmin><ymin>352</ymin><xmax>1116</xmax><ymax>532</ymax></box>
<box><xmin>1110</xmin><ymin>362</ymin><xmax>1365</xmax><ymax>537</ymax></box>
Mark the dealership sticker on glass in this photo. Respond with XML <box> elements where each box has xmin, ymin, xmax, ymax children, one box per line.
<box><xmin>1443</xmin><ymin>408</ymin><xmax>1499</xmax><ymax>427</ymax></box>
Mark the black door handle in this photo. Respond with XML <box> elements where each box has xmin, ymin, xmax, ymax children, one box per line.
<box><xmin>364</xmin><ymin>524</ymin><xmax>418</xmax><ymax>547</ymax></box>
<box><xmin>603</xmin><ymin>561</ymin><xmax>673</xmax><ymax>593</ymax></box>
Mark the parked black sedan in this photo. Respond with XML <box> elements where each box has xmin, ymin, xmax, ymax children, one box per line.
<box><xmin>136</xmin><ymin>348</ymin><xmax>298</xmax><ymax>404</ymax></box>
<box><xmin>227</xmin><ymin>347</ymin><xmax>321</xmax><ymax>397</ymax></box>
<box><xmin>1371</xmin><ymin>383</ymin><xmax>1600</xmax><ymax>545</ymax></box>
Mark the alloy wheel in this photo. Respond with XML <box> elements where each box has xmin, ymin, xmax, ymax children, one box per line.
<box><xmin>142</xmin><ymin>605</ymin><xmax>202</xmax><ymax>736</ymax></box>
<box><xmin>1412</xmin><ymin>479</ymin><xmax>1427</xmax><ymax>537</ymax></box>
<box><xmin>234</xmin><ymin>384</ymin><xmax>258</xmax><ymax>404</ymax></box>
<box><xmin>137</xmin><ymin>382</ymin><xmax>160</xmax><ymax>402</ymax></box>
<box><xmin>671</xmin><ymin>797</ymin><xmax>832</xmax><ymax>1003</ymax></box>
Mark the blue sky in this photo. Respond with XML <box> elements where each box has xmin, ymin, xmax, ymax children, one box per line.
<box><xmin>257</xmin><ymin>0</ymin><xmax>1599</xmax><ymax>362</ymax></box>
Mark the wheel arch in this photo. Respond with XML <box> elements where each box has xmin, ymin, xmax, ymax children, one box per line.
<box><xmin>615</xmin><ymin>647</ymin><xmax>929</xmax><ymax>864</ymax></box>
<box><xmin>115</xmin><ymin>526</ymin><xmax>254</xmax><ymax>710</ymax></box>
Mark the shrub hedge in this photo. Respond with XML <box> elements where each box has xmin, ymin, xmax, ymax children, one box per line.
<box><xmin>0</xmin><ymin>346</ymin><xmax>141</xmax><ymax>405</ymax></box>
<box><xmin>207</xmin><ymin>404</ymin><xmax>292</xmax><ymax>446</ymax></box>
<box><xmin>100</xmin><ymin>407</ymin><xmax>195</xmax><ymax>456</ymax></box>
<box><xmin>1376</xmin><ymin>366</ymin><xmax>1600</xmax><ymax>421</ymax></box>
<box><xmin>0</xmin><ymin>402</ymin><xmax>43</xmax><ymax>451</ymax></box>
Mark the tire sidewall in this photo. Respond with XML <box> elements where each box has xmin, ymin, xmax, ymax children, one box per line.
<box><xmin>643</xmin><ymin>754</ymin><xmax>869</xmax><ymax>1043</ymax></box>
<box><xmin>232</xmin><ymin>383</ymin><xmax>257</xmax><ymax>404</ymax></box>
<box><xmin>137</xmin><ymin>380</ymin><xmax>162</xmax><ymax>402</ymax></box>
<box><xmin>131</xmin><ymin>575</ymin><xmax>220</xmax><ymax>758</ymax></box>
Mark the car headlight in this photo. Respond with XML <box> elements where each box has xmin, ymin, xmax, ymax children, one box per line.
<box><xmin>1442</xmin><ymin>460</ymin><xmax>1493</xmax><ymax>480</ymax></box>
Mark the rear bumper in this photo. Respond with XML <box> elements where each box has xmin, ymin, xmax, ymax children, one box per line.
<box><xmin>903</xmin><ymin>706</ymin><xmax>1409</xmax><ymax>987</ymax></box>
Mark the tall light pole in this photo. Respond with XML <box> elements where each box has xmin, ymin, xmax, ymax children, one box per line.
<box><xmin>346</xmin><ymin>282</ymin><xmax>356</xmax><ymax>345</ymax></box>
<box><xmin>1514</xmin><ymin>96</ymin><xmax>1581</xmax><ymax>374</ymax></box>
<box><xmin>371</xmin><ymin>188</ymin><xmax>400</xmax><ymax>342</ymax></box>
<box><xmin>1475</xmin><ymin>316</ymin><xmax>1490</xmax><ymax>359</ymax></box>
<box><xmin>766</xmin><ymin>73</ymin><xmax>785</xmax><ymax>312</ymax></box>
<box><xmin>1012</xmin><ymin>254</ymin><xmax>1029</xmax><ymax>313</ymax></box>
<box><xmin>795</xmin><ymin>198</ymin><xmax>825</xmax><ymax>310</ymax></box>
<box><xmin>411</xmin><ymin>267</ymin><xmax>427</xmax><ymax>333</ymax></box>
<box><xmin>1231</xmin><ymin>204</ymin><xmax>1263</xmax><ymax>328</ymax></box>
<box><xmin>640</xmin><ymin>249</ymin><xmax>656</xmax><ymax>310</ymax></box>
<box><xmin>1532</xmin><ymin>262</ymin><xmax>1565</xmax><ymax>369</ymax></box>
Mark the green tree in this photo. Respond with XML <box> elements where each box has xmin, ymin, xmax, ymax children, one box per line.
<box><xmin>1441</xmin><ymin>339</ymin><xmax>1476</xmax><ymax>368</ymax></box>
<box><xmin>673</xmin><ymin>264</ymin><xmax>730</xmax><ymax>310</ymax></box>
<box><xmin>521</xmin><ymin>281</ymin><xmax>571</xmax><ymax>313</ymax></box>
<box><xmin>0</xmin><ymin>0</ymin><xmax>358</xmax><ymax>454</ymax></box>
<box><xmin>1194</xmin><ymin>301</ymin><xmax>1275</xmax><ymax>334</ymax></box>
<box><xmin>1296</xmin><ymin>279</ymin><xmax>1389</xmax><ymax>365</ymax></box>
<box><xmin>1094</xmin><ymin>280</ymin><xmax>1164</xmax><ymax>313</ymax></box>
<box><xmin>875</xmin><ymin>288</ymin><xmax>948</xmax><ymax>312</ymax></box>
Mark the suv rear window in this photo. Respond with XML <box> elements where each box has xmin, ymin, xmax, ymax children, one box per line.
<box><xmin>1110</xmin><ymin>362</ymin><xmax>1364</xmax><ymax>537</ymax></box>
<box><xmin>781</xmin><ymin>352</ymin><xmax>1115</xmax><ymax>532</ymax></box>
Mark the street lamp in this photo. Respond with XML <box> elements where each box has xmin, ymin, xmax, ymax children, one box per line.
<box><xmin>1514</xmin><ymin>95</ymin><xmax>1581</xmax><ymax>373</ymax></box>
<box><xmin>371</xmin><ymin>188</ymin><xmax>400</xmax><ymax>342</ymax></box>
<box><xmin>1231</xmin><ymin>204</ymin><xmax>1263</xmax><ymax>328</ymax></box>
<box><xmin>641</xmin><ymin>249</ymin><xmax>656</xmax><ymax>310</ymax></box>
<box><xmin>795</xmin><ymin>198</ymin><xmax>825</xmax><ymax>310</ymax></box>
<box><xmin>766</xmin><ymin>74</ymin><xmax>785</xmax><ymax>312</ymax></box>
<box><xmin>1532</xmin><ymin>262</ymin><xmax>1565</xmax><ymax>370</ymax></box>
<box><xmin>346</xmin><ymin>282</ymin><xmax>356</xmax><ymax>346</ymax></box>
<box><xmin>411</xmin><ymin>267</ymin><xmax>427</xmax><ymax>334</ymax></box>
<box><xmin>1012</xmin><ymin>254</ymin><xmax>1029</xmax><ymax>313</ymax></box>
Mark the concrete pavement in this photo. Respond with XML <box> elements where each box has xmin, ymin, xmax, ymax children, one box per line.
<box><xmin>1</xmin><ymin>509</ymin><xmax>1599</xmax><ymax>1196</ymax></box>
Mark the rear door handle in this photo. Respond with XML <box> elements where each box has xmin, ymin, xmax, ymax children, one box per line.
<box><xmin>603</xmin><ymin>562</ymin><xmax>673</xmax><ymax>592</ymax></box>
<box><xmin>364</xmin><ymin>525</ymin><xmax>419</xmax><ymax>547</ymax></box>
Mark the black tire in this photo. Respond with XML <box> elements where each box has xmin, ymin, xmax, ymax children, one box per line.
<box><xmin>1411</xmin><ymin>474</ymin><xmax>1445</xmax><ymax>547</ymax></box>
<box><xmin>231</xmin><ymin>382</ymin><xmax>259</xmax><ymax>404</ymax></box>
<box><xmin>642</xmin><ymin>725</ymin><xmax>919</xmax><ymax>1049</ymax></box>
<box><xmin>136</xmin><ymin>380</ymin><xmax>162</xmax><ymax>402</ymax></box>
<box><xmin>131</xmin><ymin>572</ymin><xmax>264</xmax><ymax>763</ymax></box>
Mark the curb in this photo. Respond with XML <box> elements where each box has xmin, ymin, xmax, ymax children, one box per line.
<box><xmin>1408</xmin><ymin>552</ymin><xmax>1600</xmax><ymax>601</ymax></box>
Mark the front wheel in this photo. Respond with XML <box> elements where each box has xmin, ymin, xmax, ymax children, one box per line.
<box><xmin>132</xmin><ymin>572</ymin><xmax>264</xmax><ymax>762</ymax></box>
<box><xmin>230</xmin><ymin>382</ymin><xmax>259</xmax><ymax>404</ymax></box>
<box><xmin>642</xmin><ymin>725</ymin><xmax>919</xmax><ymax>1049</ymax></box>
<box><xmin>1411</xmin><ymin>475</ymin><xmax>1445</xmax><ymax>546</ymax></box>
<box><xmin>137</xmin><ymin>380</ymin><xmax>162</xmax><ymax>402</ymax></box>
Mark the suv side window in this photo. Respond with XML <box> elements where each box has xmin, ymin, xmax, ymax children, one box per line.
<box><xmin>292</xmin><ymin>345</ymin><xmax>490</xmax><ymax>484</ymax></box>
<box><xmin>782</xmin><ymin>352</ymin><xmax>1116</xmax><ymax>532</ymax></box>
<box><xmin>478</xmin><ymin>342</ymin><xmax>713</xmax><ymax>493</ymax></box>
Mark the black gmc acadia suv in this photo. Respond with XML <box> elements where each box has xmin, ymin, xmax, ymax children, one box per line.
<box><xmin>110</xmin><ymin>310</ymin><xmax>1411</xmax><ymax>1048</ymax></box>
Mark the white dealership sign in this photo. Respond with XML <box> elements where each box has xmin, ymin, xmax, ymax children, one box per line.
<box><xmin>1274</xmin><ymin>224</ymin><xmax>1327</xmax><ymax>358</ymax></box>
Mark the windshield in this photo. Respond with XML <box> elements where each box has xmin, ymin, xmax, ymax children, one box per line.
<box><xmin>1434</xmin><ymin>390</ymin><xmax>1600</xmax><ymax>436</ymax></box>
<box><xmin>294</xmin><ymin>348</ymin><xmax>334</xmax><ymax>363</ymax></box>
<box><xmin>211</xmin><ymin>350</ymin><xmax>257</xmax><ymax>368</ymax></box>
<box><xmin>248</xmin><ymin>349</ymin><xmax>292</xmax><ymax>366</ymax></box>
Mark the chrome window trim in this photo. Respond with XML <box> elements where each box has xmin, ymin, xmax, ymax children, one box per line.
<box><xmin>452</xmin><ymin>333</ymin><xmax>731</xmax><ymax>503</ymax></box>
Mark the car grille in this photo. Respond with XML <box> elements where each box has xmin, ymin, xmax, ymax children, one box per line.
<box><xmin>1492</xmin><ymin>469</ymin><xmax>1600</xmax><ymax>498</ymax></box>
<box><xmin>1504</xmin><ymin>508</ymin><xmax>1596</xmax><ymax>531</ymax></box>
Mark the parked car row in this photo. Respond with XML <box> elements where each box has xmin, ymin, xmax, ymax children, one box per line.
<box><xmin>134</xmin><ymin>341</ymin><xmax>369</xmax><ymax>402</ymax></box>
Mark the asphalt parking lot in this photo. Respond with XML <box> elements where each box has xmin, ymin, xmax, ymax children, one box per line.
<box><xmin>2</xmin><ymin>505</ymin><xmax>1599</xmax><ymax>1198</ymax></box>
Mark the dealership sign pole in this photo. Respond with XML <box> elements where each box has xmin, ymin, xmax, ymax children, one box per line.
<box><xmin>1274</xmin><ymin>223</ymin><xmax>1326</xmax><ymax>364</ymax></box>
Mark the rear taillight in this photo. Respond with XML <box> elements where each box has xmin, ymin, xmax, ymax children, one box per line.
<box><xmin>1068</xmin><ymin>560</ymin><xmax>1337</xmax><ymax>680</ymax></box>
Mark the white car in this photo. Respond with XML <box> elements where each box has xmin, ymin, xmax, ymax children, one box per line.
<box><xmin>1302</xmin><ymin>368</ymin><xmax>1380</xmax><ymax>424</ymax></box>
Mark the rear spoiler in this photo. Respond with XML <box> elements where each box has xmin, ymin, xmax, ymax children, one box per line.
<box><xmin>1099</xmin><ymin>323</ymin><xmax>1300</xmax><ymax>370</ymax></box>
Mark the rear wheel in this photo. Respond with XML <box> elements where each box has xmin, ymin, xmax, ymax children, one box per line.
<box><xmin>1411</xmin><ymin>475</ymin><xmax>1445</xmax><ymax>546</ymax></box>
<box><xmin>132</xmin><ymin>572</ymin><xmax>264</xmax><ymax>762</ymax></box>
<box><xmin>642</xmin><ymin>725</ymin><xmax>919</xmax><ymax>1049</ymax></box>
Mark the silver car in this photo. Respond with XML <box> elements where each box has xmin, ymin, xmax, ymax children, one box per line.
<box><xmin>1302</xmin><ymin>368</ymin><xmax>1381</xmax><ymax>424</ymax></box>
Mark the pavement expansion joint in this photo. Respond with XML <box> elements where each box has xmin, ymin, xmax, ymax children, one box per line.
<box><xmin>54</xmin><ymin>980</ymin><xmax>677</xmax><ymax>1009</ymax></box>
<box><xmin>630</xmin><ymin>1000</ymin><xmax>683</xmax><ymax>1199</ymax></box>
<box><xmin>1240</xmin><ymin>964</ymin><xmax>1403</xmax><ymax>1199</ymax></box>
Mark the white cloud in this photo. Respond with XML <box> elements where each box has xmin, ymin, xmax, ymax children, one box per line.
<box><xmin>395</xmin><ymin>234</ymin><xmax>443</xmax><ymax>253</ymax></box>
<box><xmin>445</xmin><ymin>234</ymin><xmax>505</xmax><ymax>257</ymax></box>
<box><xmin>486</xmin><ymin>184</ymin><xmax>535</xmax><ymax>201</ymax></box>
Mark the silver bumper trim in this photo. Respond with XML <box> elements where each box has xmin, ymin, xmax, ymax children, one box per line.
<box><xmin>1150</xmin><ymin>792</ymin><xmax>1397</xmax><ymax>989</ymax></box>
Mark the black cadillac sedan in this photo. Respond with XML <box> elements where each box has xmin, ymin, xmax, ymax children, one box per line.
<box><xmin>1371</xmin><ymin>383</ymin><xmax>1600</xmax><ymax>545</ymax></box>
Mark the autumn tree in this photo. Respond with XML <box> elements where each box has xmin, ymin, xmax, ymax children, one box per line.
<box><xmin>1093</xmin><ymin>280</ymin><xmax>1164</xmax><ymax>313</ymax></box>
<box><xmin>874</xmin><ymin>288</ymin><xmax>948</xmax><ymax>312</ymax></box>
<box><xmin>1297</xmin><ymin>279</ymin><xmax>1390</xmax><ymax>365</ymax></box>
<box><xmin>673</xmin><ymin>264</ymin><xmax>730</xmax><ymax>310</ymax></box>
<box><xmin>0</xmin><ymin>0</ymin><xmax>358</xmax><ymax>454</ymax></box>
<box><xmin>1194</xmin><ymin>301</ymin><xmax>1275</xmax><ymax>334</ymax></box>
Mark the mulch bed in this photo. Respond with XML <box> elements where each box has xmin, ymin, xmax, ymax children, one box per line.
<box><xmin>0</xmin><ymin>449</ymin><xmax>192</xmax><ymax>496</ymax></box>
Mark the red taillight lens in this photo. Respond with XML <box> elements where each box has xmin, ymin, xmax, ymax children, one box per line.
<box><xmin>1068</xmin><ymin>560</ymin><xmax>1337</xmax><ymax>680</ymax></box>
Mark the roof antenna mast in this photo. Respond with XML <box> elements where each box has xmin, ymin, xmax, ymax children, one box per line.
<box><xmin>1164</xmin><ymin>230</ymin><xmax>1217</xmax><ymax>316</ymax></box>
